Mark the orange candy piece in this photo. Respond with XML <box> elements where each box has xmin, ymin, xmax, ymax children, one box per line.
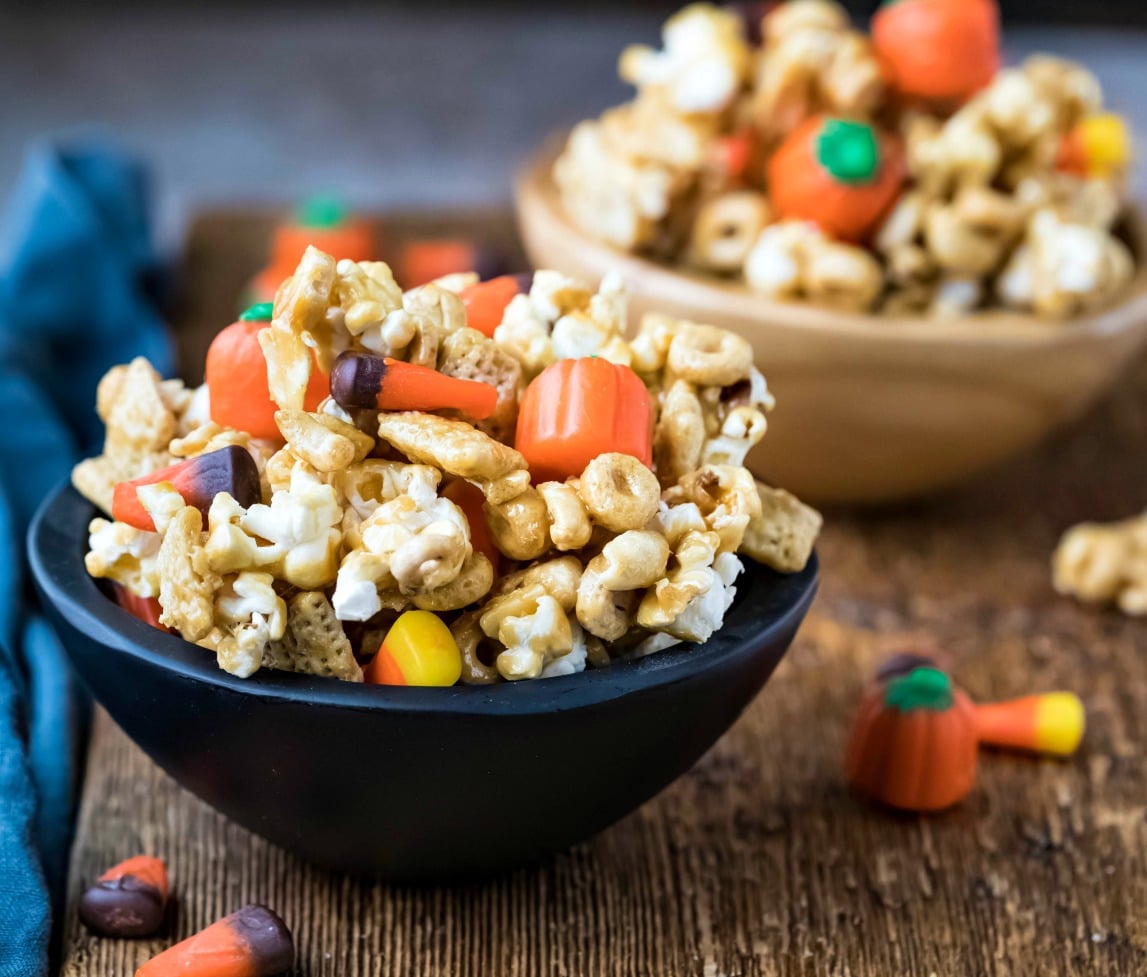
<box><xmin>872</xmin><ymin>0</ymin><xmax>1000</xmax><ymax>103</ymax></box>
<box><xmin>136</xmin><ymin>905</ymin><xmax>294</xmax><ymax>977</ymax></box>
<box><xmin>205</xmin><ymin>317</ymin><xmax>328</xmax><ymax>439</ymax></box>
<box><xmin>399</xmin><ymin>239</ymin><xmax>478</xmax><ymax>288</ymax></box>
<box><xmin>443</xmin><ymin>480</ymin><xmax>500</xmax><ymax>569</ymax></box>
<box><xmin>365</xmin><ymin>611</ymin><xmax>462</xmax><ymax>687</ymax></box>
<box><xmin>515</xmin><ymin>358</ymin><xmax>654</xmax><ymax>484</ymax></box>
<box><xmin>110</xmin><ymin>584</ymin><xmax>172</xmax><ymax>633</ymax></box>
<box><xmin>459</xmin><ymin>275</ymin><xmax>524</xmax><ymax>337</ymax></box>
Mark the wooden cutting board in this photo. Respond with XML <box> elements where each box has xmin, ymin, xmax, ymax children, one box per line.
<box><xmin>59</xmin><ymin>210</ymin><xmax>1147</xmax><ymax>977</ymax></box>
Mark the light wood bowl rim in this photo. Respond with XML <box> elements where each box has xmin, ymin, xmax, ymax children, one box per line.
<box><xmin>515</xmin><ymin>134</ymin><xmax>1147</xmax><ymax>350</ymax></box>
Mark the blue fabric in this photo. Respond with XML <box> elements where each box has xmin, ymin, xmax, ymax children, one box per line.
<box><xmin>0</xmin><ymin>142</ymin><xmax>173</xmax><ymax>977</ymax></box>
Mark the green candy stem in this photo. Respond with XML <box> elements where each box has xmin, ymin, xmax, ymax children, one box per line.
<box><xmin>296</xmin><ymin>194</ymin><xmax>347</xmax><ymax>229</ymax></box>
<box><xmin>816</xmin><ymin>119</ymin><xmax>880</xmax><ymax>185</ymax></box>
<box><xmin>884</xmin><ymin>667</ymin><xmax>955</xmax><ymax>712</ymax></box>
<box><xmin>239</xmin><ymin>301</ymin><xmax>274</xmax><ymax>322</ymax></box>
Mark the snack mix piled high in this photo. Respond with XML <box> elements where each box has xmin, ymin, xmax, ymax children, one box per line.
<box><xmin>554</xmin><ymin>0</ymin><xmax>1134</xmax><ymax>318</ymax></box>
<box><xmin>74</xmin><ymin>252</ymin><xmax>821</xmax><ymax>685</ymax></box>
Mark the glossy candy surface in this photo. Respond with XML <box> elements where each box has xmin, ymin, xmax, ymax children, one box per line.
<box><xmin>330</xmin><ymin>351</ymin><xmax>498</xmax><ymax>420</ymax></box>
<box><xmin>79</xmin><ymin>855</ymin><xmax>168</xmax><ymax>937</ymax></box>
<box><xmin>1057</xmin><ymin>114</ymin><xmax>1130</xmax><ymax>179</ymax></box>
<box><xmin>443</xmin><ymin>479</ymin><xmax>500</xmax><ymax>569</ymax></box>
<box><xmin>136</xmin><ymin>904</ymin><xmax>294</xmax><ymax>977</ymax></box>
<box><xmin>768</xmin><ymin>116</ymin><xmax>905</xmax><ymax>243</ymax></box>
<box><xmin>975</xmin><ymin>692</ymin><xmax>1086</xmax><ymax>757</ymax></box>
<box><xmin>206</xmin><ymin>312</ymin><xmax>328</xmax><ymax>439</ymax></box>
<box><xmin>872</xmin><ymin>0</ymin><xmax>1000</xmax><ymax>103</ymax></box>
<box><xmin>112</xmin><ymin>446</ymin><xmax>260</xmax><ymax>533</ymax></box>
<box><xmin>365</xmin><ymin>610</ymin><xmax>463</xmax><ymax>687</ymax></box>
<box><xmin>515</xmin><ymin>358</ymin><xmax>654</xmax><ymax>484</ymax></box>
<box><xmin>458</xmin><ymin>274</ymin><xmax>530</xmax><ymax>338</ymax></box>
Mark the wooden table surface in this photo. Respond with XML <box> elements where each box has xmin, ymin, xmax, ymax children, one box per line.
<box><xmin>61</xmin><ymin>212</ymin><xmax>1147</xmax><ymax>977</ymax></box>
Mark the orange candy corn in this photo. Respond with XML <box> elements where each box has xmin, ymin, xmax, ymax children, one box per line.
<box><xmin>458</xmin><ymin>274</ymin><xmax>528</xmax><ymax>337</ymax></box>
<box><xmin>365</xmin><ymin>610</ymin><xmax>462</xmax><ymax>687</ymax></box>
<box><xmin>80</xmin><ymin>855</ymin><xmax>169</xmax><ymax>937</ymax></box>
<box><xmin>329</xmin><ymin>351</ymin><xmax>498</xmax><ymax>420</ymax></box>
<box><xmin>975</xmin><ymin>692</ymin><xmax>1085</xmax><ymax>757</ymax></box>
<box><xmin>136</xmin><ymin>905</ymin><xmax>294</xmax><ymax>977</ymax></box>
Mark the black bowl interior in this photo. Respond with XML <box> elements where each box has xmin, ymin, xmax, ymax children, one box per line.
<box><xmin>29</xmin><ymin>482</ymin><xmax>818</xmax><ymax>880</ymax></box>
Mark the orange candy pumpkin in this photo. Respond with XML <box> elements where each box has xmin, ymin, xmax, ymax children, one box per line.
<box><xmin>768</xmin><ymin>116</ymin><xmax>905</xmax><ymax>243</ymax></box>
<box><xmin>515</xmin><ymin>358</ymin><xmax>654</xmax><ymax>484</ymax></box>
<box><xmin>872</xmin><ymin>0</ymin><xmax>1000</xmax><ymax>104</ymax></box>
<box><xmin>846</xmin><ymin>665</ymin><xmax>979</xmax><ymax>812</ymax></box>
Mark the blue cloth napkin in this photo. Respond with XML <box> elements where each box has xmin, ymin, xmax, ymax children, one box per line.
<box><xmin>0</xmin><ymin>142</ymin><xmax>174</xmax><ymax>977</ymax></box>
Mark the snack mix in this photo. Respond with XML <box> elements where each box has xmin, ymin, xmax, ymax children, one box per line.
<box><xmin>74</xmin><ymin>251</ymin><xmax>821</xmax><ymax>685</ymax></box>
<box><xmin>553</xmin><ymin>0</ymin><xmax>1135</xmax><ymax>318</ymax></box>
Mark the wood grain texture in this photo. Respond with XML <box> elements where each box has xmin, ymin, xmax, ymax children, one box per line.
<box><xmin>61</xmin><ymin>212</ymin><xmax>1147</xmax><ymax>977</ymax></box>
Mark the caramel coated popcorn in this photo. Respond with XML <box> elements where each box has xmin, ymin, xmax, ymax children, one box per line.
<box><xmin>77</xmin><ymin>252</ymin><xmax>819</xmax><ymax>685</ymax></box>
<box><xmin>1053</xmin><ymin>514</ymin><xmax>1147</xmax><ymax>615</ymax></box>
<box><xmin>554</xmin><ymin>1</ymin><xmax>1133</xmax><ymax>320</ymax></box>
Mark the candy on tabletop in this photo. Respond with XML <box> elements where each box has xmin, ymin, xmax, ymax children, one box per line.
<box><xmin>458</xmin><ymin>273</ymin><xmax>531</xmax><ymax>338</ymax></box>
<box><xmin>329</xmin><ymin>350</ymin><xmax>498</xmax><ymax>420</ymax></box>
<box><xmin>206</xmin><ymin>305</ymin><xmax>329</xmax><ymax>439</ymax></box>
<box><xmin>79</xmin><ymin>855</ymin><xmax>169</xmax><ymax>938</ymax></box>
<box><xmin>975</xmin><ymin>692</ymin><xmax>1085</xmax><ymax>757</ymax></box>
<box><xmin>872</xmin><ymin>0</ymin><xmax>1000</xmax><ymax>104</ymax></box>
<box><xmin>767</xmin><ymin>116</ymin><xmax>906</xmax><ymax>243</ymax></box>
<box><xmin>846</xmin><ymin>664</ymin><xmax>980</xmax><ymax>813</ymax></box>
<box><xmin>365</xmin><ymin>610</ymin><xmax>463</xmax><ymax>687</ymax></box>
<box><xmin>135</xmin><ymin>904</ymin><xmax>294</xmax><ymax>977</ymax></box>
<box><xmin>112</xmin><ymin>446</ymin><xmax>260</xmax><ymax>533</ymax></box>
<box><xmin>110</xmin><ymin>583</ymin><xmax>173</xmax><ymax>634</ymax></box>
<box><xmin>515</xmin><ymin>357</ymin><xmax>654</xmax><ymax>484</ymax></box>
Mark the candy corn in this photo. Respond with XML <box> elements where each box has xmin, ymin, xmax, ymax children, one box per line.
<box><xmin>975</xmin><ymin>692</ymin><xmax>1085</xmax><ymax>757</ymax></box>
<box><xmin>365</xmin><ymin>610</ymin><xmax>462</xmax><ymax>687</ymax></box>
<box><xmin>136</xmin><ymin>905</ymin><xmax>294</xmax><ymax>977</ymax></box>
<box><xmin>79</xmin><ymin>855</ymin><xmax>168</xmax><ymax>937</ymax></box>
<box><xmin>329</xmin><ymin>351</ymin><xmax>498</xmax><ymax>420</ymax></box>
<box><xmin>458</xmin><ymin>274</ymin><xmax>530</xmax><ymax>337</ymax></box>
<box><xmin>112</xmin><ymin>446</ymin><xmax>260</xmax><ymax>533</ymax></box>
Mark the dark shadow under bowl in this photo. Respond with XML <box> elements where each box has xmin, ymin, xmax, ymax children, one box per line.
<box><xmin>29</xmin><ymin>482</ymin><xmax>818</xmax><ymax>882</ymax></box>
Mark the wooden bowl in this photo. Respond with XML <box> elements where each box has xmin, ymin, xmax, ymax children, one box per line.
<box><xmin>515</xmin><ymin>140</ymin><xmax>1147</xmax><ymax>505</ymax></box>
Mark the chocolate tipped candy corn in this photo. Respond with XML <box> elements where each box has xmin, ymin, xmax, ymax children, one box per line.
<box><xmin>112</xmin><ymin>446</ymin><xmax>260</xmax><ymax>532</ymax></box>
<box><xmin>365</xmin><ymin>610</ymin><xmax>463</xmax><ymax>687</ymax></box>
<box><xmin>136</xmin><ymin>905</ymin><xmax>294</xmax><ymax>977</ymax></box>
<box><xmin>79</xmin><ymin>855</ymin><xmax>168</xmax><ymax>937</ymax></box>
<box><xmin>330</xmin><ymin>351</ymin><xmax>498</xmax><ymax>420</ymax></box>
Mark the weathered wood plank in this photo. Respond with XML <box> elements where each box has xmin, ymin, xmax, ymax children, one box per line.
<box><xmin>61</xmin><ymin>212</ymin><xmax>1147</xmax><ymax>977</ymax></box>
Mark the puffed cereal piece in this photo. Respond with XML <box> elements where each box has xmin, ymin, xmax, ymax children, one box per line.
<box><xmin>537</xmin><ymin>481</ymin><xmax>593</xmax><ymax>552</ymax></box>
<box><xmin>72</xmin><ymin>358</ymin><xmax>178</xmax><ymax>514</ymax></box>
<box><xmin>157</xmin><ymin>505</ymin><xmax>220</xmax><ymax>641</ymax></box>
<box><xmin>903</xmin><ymin>108</ymin><xmax>1001</xmax><ymax>196</ymax></box>
<box><xmin>924</xmin><ymin>202</ymin><xmax>1008</xmax><ymax>277</ymax></box>
<box><xmin>576</xmin><ymin>530</ymin><xmax>671</xmax><ymax>641</ymax></box>
<box><xmin>452</xmin><ymin>610</ymin><xmax>500</xmax><ymax>685</ymax></box>
<box><xmin>1053</xmin><ymin>513</ymin><xmax>1147</xmax><ymax>615</ymax></box>
<box><xmin>664</xmin><ymin>464</ymin><xmax>761</xmax><ymax>554</ymax></box>
<box><xmin>84</xmin><ymin>519</ymin><xmax>162</xmax><ymax>598</ymax></box>
<box><xmin>375</xmin><ymin>412</ymin><xmax>529</xmax><ymax>506</ymax></box>
<box><xmin>436</xmin><ymin>327</ymin><xmax>523</xmax><ymax>442</ymax></box>
<box><xmin>578</xmin><ymin>453</ymin><xmax>662</xmax><ymax>534</ymax></box>
<box><xmin>739</xmin><ymin>481</ymin><xmax>822</xmax><ymax>572</ymax></box>
<box><xmin>259</xmin><ymin>245</ymin><xmax>337</xmax><ymax>410</ymax></box>
<box><xmin>263</xmin><ymin>591</ymin><xmax>363</xmax><ymax>682</ymax></box>
<box><xmin>274</xmin><ymin>409</ymin><xmax>373</xmax><ymax>472</ymax></box>
<box><xmin>484</xmin><ymin>488</ymin><xmax>551</xmax><ymax>561</ymax></box>
<box><xmin>411</xmin><ymin>552</ymin><xmax>495</xmax><ymax>612</ymax></box>
<box><xmin>686</xmin><ymin>191</ymin><xmax>773</xmax><ymax>275</ymax></box>
<box><xmin>619</xmin><ymin>3</ymin><xmax>750</xmax><ymax>114</ymax></box>
<box><xmin>655</xmin><ymin>380</ymin><xmax>707</xmax><ymax>485</ymax></box>
<box><xmin>666</xmin><ymin>321</ymin><xmax>754</xmax><ymax>387</ymax></box>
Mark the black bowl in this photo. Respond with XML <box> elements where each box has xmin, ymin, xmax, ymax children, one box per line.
<box><xmin>29</xmin><ymin>482</ymin><xmax>818</xmax><ymax>882</ymax></box>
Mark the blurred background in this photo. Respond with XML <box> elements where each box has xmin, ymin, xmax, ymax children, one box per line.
<box><xmin>1</xmin><ymin>1</ymin><xmax>1145</xmax><ymax>246</ymax></box>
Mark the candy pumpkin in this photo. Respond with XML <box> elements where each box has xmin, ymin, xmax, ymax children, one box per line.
<box><xmin>846</xmin><ymin>666</ymin><xmax>978</xmax><ymax>812</ymax></box>
<box><xmin>872</xmin><ymin>0</ymin><xmax>1000</xmax><ymax>104</ymax></box>
<box><xmin>767</xmin><ymin>116</ymin><xmax>905</xmax><ymax>243</ymax></box>
<box><xmin>515</xmin><ymin>358</ymin><xmax>654</xmax><ymax>484</ymax></box>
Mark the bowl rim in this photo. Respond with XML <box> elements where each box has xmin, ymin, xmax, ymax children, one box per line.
<box><xmin>29</xmin><ymin>481</ymin><xmax>818</xmax><ymax>717</ymax></box>
<box><xmin>516</xmin><ymin>133</ymin><xmax>1147</xmax><ymax>349</ymax></box>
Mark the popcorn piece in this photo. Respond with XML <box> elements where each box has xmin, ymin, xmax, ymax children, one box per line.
<box><xmin>72</xmin><ymin>358</ymin><xmax>178</xmax><ymax>513</ymax></box>
<box><xmin>331</xmin><ymin>259</ymin><xmax>407</xmax><ymax>356</ymax></box>
<box><xmin>84</xmin><ymin>519</ymin><xmax>162</xmax><ymax>598</ymax></box>
<box><xmin>1053</xmin><ymin>513</ymin><xmax>1147</xmax><ymax>615</ymax></box>
<box><xmin>540</xmin><ymin>622</ymin><xmax>590</xmax><ymax>679</ymax></box>
<box><xmin>202</xmin><ymin>571</ymin><xmax>287</xmax><ymax>678</ymax></box>
<box><xmin>259</xmin><ymin>245</ymin><xmax>337</xmax><ymax>409</ymax></box>
<box><xmin>436</xmin><ymin>327</ymin><xmax>523</xmax><ymax>442</ymax></box>
<box><xmin>375</xmin><ymin>412</ymin><xmax>529</xmax><ymax>505</ymax></box>
<box><xmin>619</xmin><ymin>3</ymin><xmax>750</xmax><ymax>114</ymax></box>
<box><xmin>686</xmin><ymin>191</ymin><xmax>773</xmax><ymax>275</ymax></box>
<box><xmin>157</xmin><ymin>505</ymin><xmax>220</xmax><ymax>641</ymax></box>
<box><xmin>664</xmin><ymin>464</ymin><xmax>761</xmax><ymax>553</ymax></box>
<box><xmin>744</xmin><ymin>221</ymin><xmax>882</xmax><ymax>311</ymax></box>
<box><xmin>739</xmin><ymin>481</ymin><xmax>822</xmax><ymax>572</ymax></box>
<box><xmin>274</xmin><ymin>409</ymin><xmax>373</xmax><ymax>473</ymax></box>
<box><xmin>263</xmin><ymin>591</ymin><xmax>362</xmax><ymax>682</ymax></box>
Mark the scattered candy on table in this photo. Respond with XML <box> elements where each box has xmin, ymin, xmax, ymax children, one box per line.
<box><xmin>75</xmin><ymin>251</ymin><xmax>820</xmax><ymax>685</ymax></box>
<box><xmin>136</xmin><ymin>904</ymin><xmax>294</xmax><ymax>977</ymax></box>
<box><xmin>846</xmin><ymin>658</ymin><xmax>1085</xmax><ymax>813</ymax></box>
<box><xmin>553</xmin><ymin>0</ymin><xmax>1134</xmax><ymax>318</ymax></box>
<box><xmin>79</xmin><ymin>855</ymin><xmax>169</xmax><ymax>938</ymax></box>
